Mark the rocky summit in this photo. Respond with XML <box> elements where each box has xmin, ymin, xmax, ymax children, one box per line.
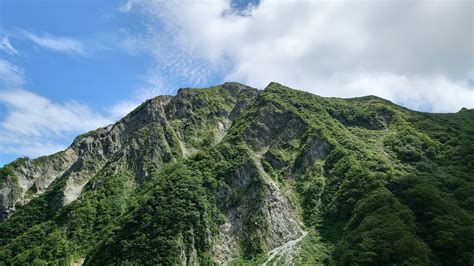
<box><xmin>0</xmin><ymin>82</ymin><xmax>473</xmax><ymax>265</ymax></box>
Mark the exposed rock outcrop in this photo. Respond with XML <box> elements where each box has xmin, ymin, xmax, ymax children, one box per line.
<box><xmin>2</xmin><ymin>82</ymin><xmax>471</xmax><ymax>265</ymax></box>
<box><xmin>0</xmin><ymin>84</ymin><xmax>259</xmax><ymax>218</ymax></box>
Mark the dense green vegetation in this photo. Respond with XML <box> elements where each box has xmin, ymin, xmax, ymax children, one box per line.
<box><xmin>0</xmin><ymin>82</ymin><xmax>472</xmax><ymax>264</ymax></box>
<box><xmin>87</xmin><ymin>144</ymin><xmax>260</xmax><ymax>264</ymax></box>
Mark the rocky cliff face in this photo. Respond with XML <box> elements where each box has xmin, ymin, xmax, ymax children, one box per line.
<box><xmin>0</xmin><ymin>82</ymin><xmax>473</xmax><ymax>265</ymax></box>
<box><xmin>0</xmin><ymin>83</ymin><xmax>257</xmax><ymax>218</ymax></box>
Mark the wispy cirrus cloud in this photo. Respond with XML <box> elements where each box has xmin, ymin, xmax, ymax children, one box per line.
<box><xmin>108</xmin><ymin>68</ymin><xmax>174</xmax><ymax>118</ymax></box>
<box><xmin>0</xmin><ymin>134</ymin><xmax>67</xmax><ymax>159</ymax></box>
<box><xmin>0</xmin><ymin>58</ymin><xmax>24</xmax><ymax>88</ymax></box>
<box><xmin>0</xmin><ymin>36</ymin><xmax>19</xmax><ymax>56</ymax></box>
<box><xmin>118</xmin><ymin>11</ymin><xmax>221</xmax><ymax>89</ymax></box>
<box><xmin>0</xmin><ymin>89</ymin><xmax>111</xmax><ymax>137</ymax></box>
<box><xmin>21</xmin><ymin>30</ymin><xmax>86</xmax><ymax>55</ymax></box>
<box><xmin>0</xmin><ymin>59</ymin><xmax>112</xmax><ymax>160</ymax></box>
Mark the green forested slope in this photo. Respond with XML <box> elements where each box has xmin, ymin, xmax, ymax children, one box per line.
<box><xmin>0</xmin><ymin>82</ymin><xmax>472</xmax><ymax>265</ymax></box>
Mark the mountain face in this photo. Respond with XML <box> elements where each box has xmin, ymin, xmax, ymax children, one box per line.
<box><xmin>0</xmin><ymin>82</ymin><xmax>473</xmax><ymax>265</ymax></box>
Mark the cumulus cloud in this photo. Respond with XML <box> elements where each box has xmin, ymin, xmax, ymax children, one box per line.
<box><xmin>0</xmin><ymin>60</ymin><xmax>112</xmax><ymax>159</ymax></box>
<box><xmin>22</xmin><ymin>30</ymin><xmax>86</xmax><ymax>55</ymax></box>
<box><xmin>123</xmin><ymin>0</ymin><xmax>474</xmax><ymax>112</ymax></box>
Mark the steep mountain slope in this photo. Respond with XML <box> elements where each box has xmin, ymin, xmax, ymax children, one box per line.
<box><xmin>0</xmin><ymin>82</ymin><xmax>473</xmax><ymax>265</ymax></box>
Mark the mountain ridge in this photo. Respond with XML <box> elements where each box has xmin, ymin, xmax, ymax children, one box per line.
<box><xmin>1</xmin><ymin>82</ymin><xmax>473</xmax><ymax>265</ymax></box>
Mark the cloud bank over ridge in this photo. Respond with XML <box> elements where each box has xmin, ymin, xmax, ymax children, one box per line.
<box><xmin>122</xmin><ymin>0</ymin><xmax>473</xmax><ymax>112</ymax></box>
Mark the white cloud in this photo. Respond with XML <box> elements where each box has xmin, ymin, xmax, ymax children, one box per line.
<box><xmin>0</xmin><ymin>133</ymin><xmax>66</xmax><ymax>158</ymax></box>
<box><xmin>119</xmin><ymin>0</ymin><xmax>133</xmax><ymax>12</ymax></box>
<box><xmin>0</xmin><ymin>36</ymin><xmax>19</xmax><ymax>56</ymax></box>
<box><xmin>0</xmin><ymin>59</ymin><xmax>24</xmax><ymax>88</ymax></box>
<box><xmin>118</xmin><ymin>12</ymin><xmax>222</xmax><ymax>88</ymax></box>
<box><xmin>0</xmin><ymin>89</ymin><xmax>111</xmax><ymax>137</ymax></box>
<box><xmin>22</xmin><ymin>30</ymin><xmax>86</xmax><ymax>55</ymax></box>
<box><xmin>0</xmin><ymin>60</ymin><xmax>112</xmax><ymax>159</ymax></box>
<box><xmin>108</xmin><ymin>68</ymin><xmax>174</xmax><ymax>118</ymax></box>
<box><xmin>123</xmin><ymin>0</ymin><xmax>474</xmax><ymax>112</ymax></box>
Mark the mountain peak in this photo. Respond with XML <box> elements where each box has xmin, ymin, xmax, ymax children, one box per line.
<box><xmin>0</xmin><ymin>82</ymin><xmax>472</xmax><ymax>265</ymax></box>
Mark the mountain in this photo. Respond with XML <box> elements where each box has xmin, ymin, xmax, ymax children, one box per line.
<box><xmin>0</xmin><ymin>82</ymin><xmax>473</xmax><ymax>265</ymax></box>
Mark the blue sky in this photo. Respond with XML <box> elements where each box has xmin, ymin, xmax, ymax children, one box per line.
<box><xmin>0</xmin><ymin>0</ymin><xmax>472</xmax><ymax>166</ymax></box>
<box><xmin>0</xmin><ymin>0</ymin><xmax>158</xmax><ymax>165</ymax></box>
